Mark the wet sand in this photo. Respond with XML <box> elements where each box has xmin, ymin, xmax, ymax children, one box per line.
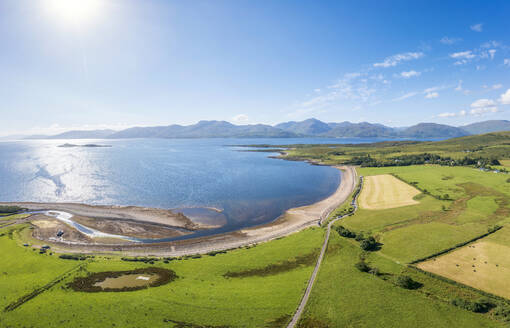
<box><xmin>10</xmin><ymin>166</ymin><xmax>356</xmax><ymax>256</ymax></box>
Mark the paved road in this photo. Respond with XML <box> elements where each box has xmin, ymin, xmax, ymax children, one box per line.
<box><xmin>287</xmin><ymin>170</ymin><xmax>362</xmax><ymax>328</ymax></box>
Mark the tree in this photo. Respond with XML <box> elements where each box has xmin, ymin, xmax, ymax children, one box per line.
<box><xmin>395</xmin><ymin>275</ymin><xmax>420</xmax><ymax>289</ymax></box>
<box><xmin>360</xmin><ymin>236</ymin><xmax>377</xmax><ymax>251</ymax></box>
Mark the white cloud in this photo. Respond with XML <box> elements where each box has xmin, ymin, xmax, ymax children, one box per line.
<box><xmin>489</xmin><ymin>49</ymin><xmax>496</xmax><ymax>59</ymax></box>
<box><xmin>492</xmin><ymin>84</ymin><xmax>503</xmax><ymax>90</ymax></box>
<box><xmin>470</xmin><ymin>98</ymin><xmax>498</xmax><ymax>115</ymax></box>
<box><xmin>400</xmin><ymin>70</ymin><xmax>421</xmax><ymax>78</ymax></box>
<box><xmin>393</xmin><ymin>92</ymin><xmax>418</xmax><ymax>102</ymax></box>
<box><xmin>231</xmin><ymin>114</ymin><xmax>250</xmax><ymax>124</ymax></box>
<box><xmin>425</xmin><ymin>92</ymin><xmax>439</xmax><ymax>99</ymax></box>
<box><xmin>313</xmin><ymin>88</ymin><xmax>321</xmax><ymax>93</ymax></box>
<box><xmin>481</xmin><ymin>41</ymin><xmax>501</xmax><ymax>48</ymax></box>
<box><xmin>470</xmin><ymin>23</ymin><xmax>483</xmax><ymax>32</ymax></box>
<box><xmin>455</xmin><ymin>80</ymin><xmax>463</xmax><ymax>91</ymax></box>
<box><xmin>504</xmin><ymin>59</ymin><xmax>510</xmax><ymax>67</ymax></box>
<box><xmin>471</xmin><ymin>98</ymin><xmax>496</xmax><ymax>108</ymax></box>
<box><xmin>436</xmin><ymin>110</ymin><xmax>467</xmax><ymax>118</ymax></box>
<box><xmin>437</xmin><ymin>112</ymin><xmax>456</xmax><ymax>117</ymax></box>
<box><xmin>500</xmin><ymin>89</ymin><xmax>510</xmax><ymax>105</ymax></box>
<box><xmin>373</xmin><ymin>52</ymin><xmax>424</xmax><ymax>68</ymax></box>
<box><xmin>440</xmin><ymin>37</ymin><xmax>461</xmax><ymax>45</ymax></box>
<box><xmin>450</xmin><ymin>51</ymin><xmax>476</xmax><ymax>59</ymax></box>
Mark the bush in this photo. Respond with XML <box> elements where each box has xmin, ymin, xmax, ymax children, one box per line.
<box><xmin>360</xmin><ymin>236</ymin><xmax>378</xmax><ymax>251</ymax></box>
<box><xmin>395</xmin><ymin>275</ymin><xmax>421</xmax><ymax>290</ymax></box>
<box><xmin>451</xmin><ymin>297</ymin><xmax>493</xmax><ymax>313</ymax></box>
<box><xmin>354</xmin><ymin>232</ymin><xmax>365</xmax><ymax>242</ymax></box>
<box><xmin>492</xmin><ymin>303</ymin><xmax>510</xmax><ymax>321</ymax></box>
<box><xmin>336</xmin><ymin>226</ymin><xmax>356</xmax><ymax>238</ymax></box>
<box><xmin>354</xmin><ymin>261</ymin><xmax>370</xmax><ymax>272</ymax></box>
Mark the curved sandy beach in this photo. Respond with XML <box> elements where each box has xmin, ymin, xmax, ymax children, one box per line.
<box><xmin>3</xmin><ymin>166</ymin><xmax>357</xmax><ymax>256</ymax></box>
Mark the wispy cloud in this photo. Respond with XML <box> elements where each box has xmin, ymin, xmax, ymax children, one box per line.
<box><xmin>393</xmin><ymin>92</ymin><xmax>418</xmax><ymax>102</ymax></box>
<box><xmin>500</xmin><ymin>89</ymin><xmax>510</xmax><ymax>105</ymax></box>
<box><xmin>373</xmin><ymin>52</ymin><xmax>424</xmax><ymax>68</ymax></box>
<box><xmin>470</xmin><ymin>23</ymin><xmax>483</xmax><ymax>32</ymax></box>
<box><xmin>504</xmin><ymin>59</ymin><xmax>510</xmax><ymax>67</ymax></box>
<box><xmin>425</xmin><ymin>92</ymin><xmax>439</xmax><ymax>99</ymax></box>
<box><xmin>231</xmin><ymin>114</ymin><xmax>250</xmax><ymax>124</ymax></box>
<box><xmin>482</xmin><ymin>84</ymin><xmax>503</xmax><ymax>90</ymax></box>
<box><xmin>440</xmin><ymin>37</ymin><xmax>461</xmax><ymax>45</ymax></box>
<box><xmin>393</xmin><ymin>84</ymin><xmax>455</xmax><ymax>102</ymax></box>
<box><xmin>400</xmin><ymin>70</ymin><xmax>421</xmax><ymax>78</ymax></box>
<box><xmin>470</xmin><ymin>98</ymin><xmax>498</xmax><ymax>115</ymax></box>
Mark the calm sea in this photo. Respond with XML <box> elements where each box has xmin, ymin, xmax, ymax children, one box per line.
<box><xmin>0</xmin><ymin>137</ymin><xmax>415</xmax><ymax>234</ymax></box>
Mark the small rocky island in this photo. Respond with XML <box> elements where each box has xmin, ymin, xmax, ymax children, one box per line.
<box><xmin>58</xmin><ymin>143</ymin><xmax>112</xmax><ymax>148</ymax></box>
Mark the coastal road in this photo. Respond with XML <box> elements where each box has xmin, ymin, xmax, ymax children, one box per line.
<box><xmin>287</xmin><ymin>170</ymin><xmax>362</xmax><ymax>328</ymax></box>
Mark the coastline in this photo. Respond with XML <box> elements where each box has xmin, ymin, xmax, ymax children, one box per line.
<box><xmin>2</xmin><ymin>166</ymin><xmax>356</xmax><ymax>256</ymax></box>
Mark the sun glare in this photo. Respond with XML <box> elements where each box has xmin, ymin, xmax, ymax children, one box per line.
<box><xmin>46</xmin><ymin>0</ymin><xmax>103</xmax><ymax>26</ymax></box>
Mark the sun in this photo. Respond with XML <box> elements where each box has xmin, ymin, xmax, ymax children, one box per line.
<box><xmin>46</xmin><ymin>0</ymin><xmax>103</xmax><ymax>26</ymax></box>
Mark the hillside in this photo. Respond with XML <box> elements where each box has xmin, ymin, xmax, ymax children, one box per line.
<box><xmin>461</xmin><ymin>120</ymin><xmax>510</xmax><ymax>134</ymax></box>
<box><xmin>22</xmin><ymin>119</ymin><xmax>510</xmax><ymax>140</ymax></box>
<box><xmin>400</xmin><ymin>123</ymin><xmax>469</xmax><ymax>138</ymax></box>
<box><xmin>109</xmin><ymin>121</ymin><xmax>299</xmax><ymax>138</ymax></box>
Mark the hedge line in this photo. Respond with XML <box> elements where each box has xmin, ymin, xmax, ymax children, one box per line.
<box><xmin>409</xmin><ymin>225</ymin><xmax>503</xmax><ymax>264</ymax></box>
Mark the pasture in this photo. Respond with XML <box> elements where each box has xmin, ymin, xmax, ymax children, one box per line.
<box><xmin>418</xmin><ymin>227</ymin><xmax>510</xmax><ymax>299</ymax></box>
<box><xmin>340</xmin><ymin>165</ymin><xmax>510</xmax><ymax>263</ymax></box>
<box><xmin>0</xmin><ymin>224</ymin><xmax>324</xmax><ymax>328</ymax></box>
<box><xmin>359</xmin><ymin>174</ymin><xmax>420</xmax><ymax>210</ymax></box>
<box><xmin>297</xmin><ymin>234</ymin><xmax>500</xmax><ymax>327</ymax></box>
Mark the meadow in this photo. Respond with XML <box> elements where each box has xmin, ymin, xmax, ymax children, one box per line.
<box><xmin>0</xmin><ymin>224</ymin><xmax>324</xmax><ymax>328</ymax></box>
<box><xmin>297</xmin><ymin>163</ymin><xmax>510</xmax><ymax>327</ymax></box>
<box><xmin>297</xmin><ymin>234</ymin><xmax>501</xmax><ymax>328</ymax></box>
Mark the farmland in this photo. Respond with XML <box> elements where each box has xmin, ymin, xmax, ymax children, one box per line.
<box><xmin>418</xmin><ymin>227</ymin><xmax>510</xmax><ymax>299</ymax></box>
<box><xmin>297</xmin><ymin>163</ymin><xmax>510</xmax><ymax>327</ymax></box>
<box><xmin>358</xmin><ymin>174</ymin><xmax>420</xmax><ymax>210</ymax></box>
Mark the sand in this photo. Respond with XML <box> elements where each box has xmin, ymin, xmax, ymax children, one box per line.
<box><xmin>4</xmin><ymin>166</ymin><xmax>357</xmax><ymax>256</ymax></box>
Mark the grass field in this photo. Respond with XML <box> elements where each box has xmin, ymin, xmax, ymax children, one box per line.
<box><xmin>298</xmin><ymin>164</ymin><xmax>510</xmax><ymax>327</ymax></box>
<box><xmin>0</xmin><ymin>224</ymin><xmax>324</xmax><ymax>328</ymax></box>
<box><xmin>418</xmin><ymin>226</ymin><xmax>510</xmax><ymax>299</ymax></box>
<box><xmin>276</xmin><ymin>131</ymin><xmax>510</xmax><ymax>167</ymax></box>
<box><xmin>359</xmin><ymin>174</ymin><xmax>420</xmax><ymax>210</ymax></box>
<box><xmin>297</xmin><ymin>234</ymin><xmax>501</xmax><ymax>328</ymax></box>
<box><xmin>337</xmin><ymin>165</ymin><xmax>510</xmax><ymax>263</ymax></box>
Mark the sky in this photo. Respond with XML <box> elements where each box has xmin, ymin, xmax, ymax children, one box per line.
<box><xmin>0</xmin><ymin>0</ymin><xmax>509</xmax><ymax>136</ymax></box>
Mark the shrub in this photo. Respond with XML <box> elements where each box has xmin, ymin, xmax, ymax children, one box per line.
<box><xmin>395</xmin><ymin>275</ymin><xmax>421</xmax><ymax>290</ymax></box>
<box><xmin>354</xmin><ymin>261</ymin><xmax>370</xmax><ymax>272</ymax></box>
<box><xmin>360</xmin><ymin>236</ymin><xmax>378</xmax><ymax>251</ymax></box>
<box><xmin>354</xmin><ymin>232</ymin><xmax>365</xmax><ymax>242</ymax></box>
<box><xmin>336</xmin><ymin>226</ymin><xmax>356</xmax><ymax>238</ymax></box>
<box><xmin>451</xmin><ymin>297</ymin><xmax>493</xmax><ymax>313</ymax></box>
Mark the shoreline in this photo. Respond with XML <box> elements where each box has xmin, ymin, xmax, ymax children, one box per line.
<box><xmin>2</xmin><ymin>166</ymin><xmax>356</xmax><ymax>256</ymax></box>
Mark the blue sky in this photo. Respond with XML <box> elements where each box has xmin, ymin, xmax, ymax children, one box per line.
<box><xmin>1</xmin><ymin>0</ymin><xmax>509</xmax><ymax>136</ymax></box>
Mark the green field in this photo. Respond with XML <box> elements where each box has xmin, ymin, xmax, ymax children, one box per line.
<box><xmin>297</xmin><ymin>234</ymin><xmax>501</xmax><ymax>328</ymax></box>
<box><xmin>298</xmin><ymin>164</ymin><xmax>510</xmax><ymax>327</ymax></box>
<box><xmin>275</xmin><ymin>131</ymin><xmax>510</xmax><ymax>168</ymax></box>
<box><xmin>0</xmin><ymin>225</ymin><xmax>324</xmax><ymax>328</ymax></box>
<box><xmin>341</xmin><ymin>166</ymin><xmax>510</xmax><ymax>263</ymax></box>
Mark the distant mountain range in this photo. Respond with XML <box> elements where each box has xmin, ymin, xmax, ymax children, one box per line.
<box><xmin>22</xmin><ymin>119</ymin><xmax>510</xmax><ymax>140</ymax></box>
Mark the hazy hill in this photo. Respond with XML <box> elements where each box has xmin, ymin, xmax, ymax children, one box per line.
<box><xmin>23</xmin><ymin>119</ymin><xmax>510</xmax><ymax>140</ymax></box>
<box><xmin>399</xmin><ymin>123</ymin><xmax>469</xmax><ymax>138</ymax></box>
<box><xmin>275</xmin><ymin>118</ymin><xmax>331</xmax><ymax>135</ymax></box>
<box><xmin>109</xmin><ymin>121</ymin><xmax>299</xmax><ymax>138</ymax></box>
<box><xmin>323</xmin><ymin>122</ymin><xmax>397</xmax><ymax>137</ymax></box>
<box><xmin>460</xmin><ymin>120</ymin><xmax>510</xmax><ymax>135</ymax></box>
<box><xmin>29</xmin><ymin>129</ymin><xmax>117</xmax><ymax>139</ymax></box>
